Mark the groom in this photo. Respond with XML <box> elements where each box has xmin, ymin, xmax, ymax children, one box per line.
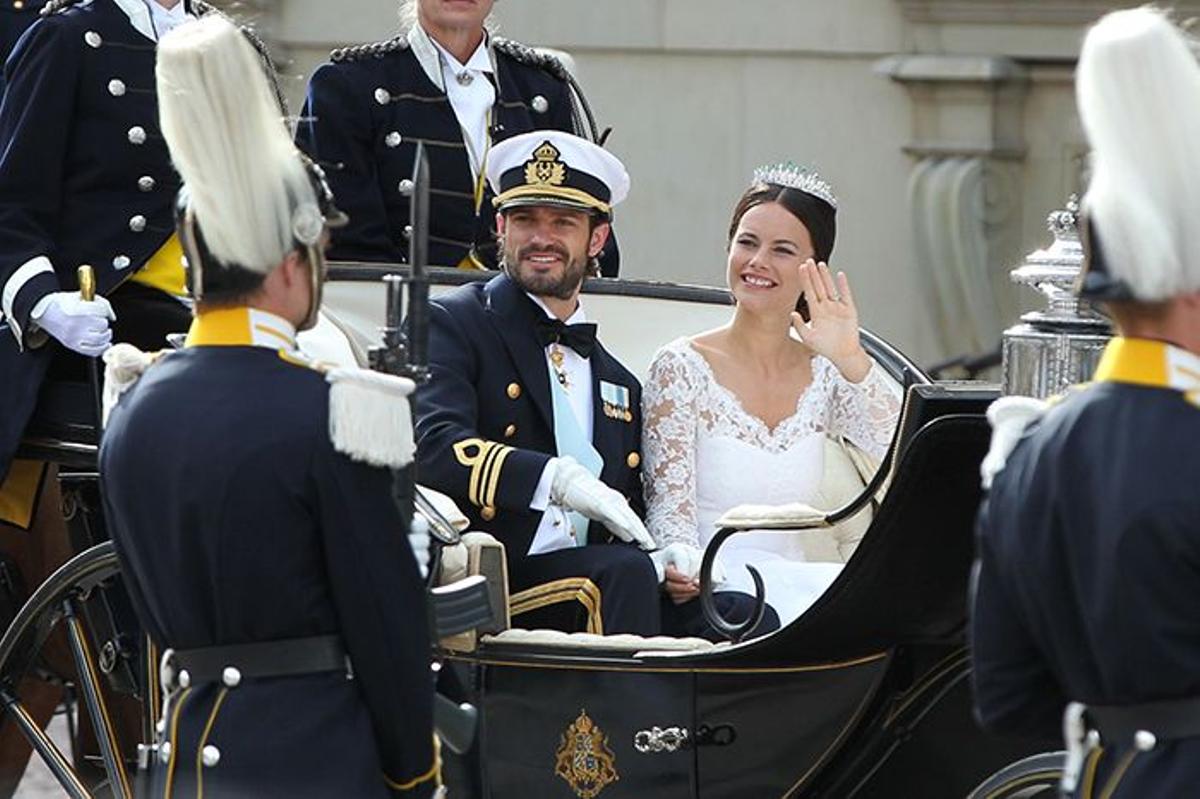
<box><xmin>415</xmin><ymin>130</ymin><xmax>776</xmax><ymax>639</ymax></box>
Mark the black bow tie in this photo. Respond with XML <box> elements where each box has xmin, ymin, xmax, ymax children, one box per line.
<box><xmin>534</xmin><ymin>317</ymin><xmax>598</xmax><ymax>358</ymax></box>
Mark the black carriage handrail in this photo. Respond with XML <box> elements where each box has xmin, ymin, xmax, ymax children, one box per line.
<box><xmin>694</xmin><ymin>410</ymin><xmax>994</xmax><ymax>662</ymax></box>
<box><xmin>698</xmin><ymin>378</ymin><xmax>943</xmax><ymax>641</ymax></box>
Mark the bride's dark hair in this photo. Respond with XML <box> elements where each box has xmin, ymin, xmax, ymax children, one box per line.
<box><xmin>726</xmin><ymin>182</ymin><xmax>837</xmax><ymax>320</ymax></box>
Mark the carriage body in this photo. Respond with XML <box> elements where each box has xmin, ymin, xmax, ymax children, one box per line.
<box><xmin>325</xmin><ymin>267</ymin><xmax>1052</xmax><ymax>798</ymax></box>
<box><xmin>2</xmin><ymin>268</ymin><xmax>1054</xmax><ymax>797</ymax></box>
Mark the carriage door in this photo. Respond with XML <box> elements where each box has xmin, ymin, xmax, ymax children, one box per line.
<box><xmin>480</xmin><ymin>662</ymin><xmax>697</xmax><ymax>799</ymax></box>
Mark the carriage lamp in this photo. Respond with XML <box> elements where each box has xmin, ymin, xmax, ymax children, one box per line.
<box><xmin>1001</xmin><ymin>196</ymin><xmax>1113</xmax><ymax>398</ymax></box>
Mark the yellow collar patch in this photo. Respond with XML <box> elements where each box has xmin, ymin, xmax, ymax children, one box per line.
<box><xmin>184</xmin><ymin>306</ymin><xmax>297</xmax><ymax>351</ymax></box>
<box><xmin>1093</xmin><ymin>337</ymin><xmax>1200</xmax><ymax>405</ymax></box>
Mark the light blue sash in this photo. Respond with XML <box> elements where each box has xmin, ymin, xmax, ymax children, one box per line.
<box><xmin>550</xmin><ymin>374</ymin><xmax>604</xmax><ymax>546</ymax></box>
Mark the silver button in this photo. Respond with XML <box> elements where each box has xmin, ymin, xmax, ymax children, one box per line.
<box><xmin>129</xmin><ymin>215</ymin><xmax>147</xmax><ymax>233</ymax></box>
<box><xmin>374</xmin><ymin>88</ymin><xmax>390</xmax><ymax>105</ymax></box>
<box><xmin>1135</xmin><ymin>730</ymin><xmax>1157</xmax><ymax>751</ymax></box>
<box><xmin>201</xmin><ymin>745</ymin><xmax>221</xmax><ymax>768</ymax></box>
<box><xmin>177</xmin><ymin>668</ymin><xmax>190</xmax><ymax>688</ymax></box>
<box><xmin>398</xmin><ymin>179</ymin><xmax>414</xmax><ymax>195</ymax></box>
<box><xmin>159</xmin><ymin>742</ymin><xmax>172</xmax><ymax>764</ymax></box>
<box><xmin>403</xmin><ymin>225</ymin><xmax>412</xmax><ymax>239</ymax></box>
<box><xmin>456</xmin><ymin>71</ymin><xmax>474</xmax><ymax>87</ymax></box>
<box><xmin>222</xmin><ymin>666</ymin><xmax>241</xmax><ymax>688</ymax></box>
<box><xmin>531</xmin><ymin>95</ymin><xmax>549</xmax><ymax>114</ymax></box>
<box><xmin>84</xmin><ymin>31</ymin><xmax>102</xmax><ymax>48</ymax></box>
<box><xmin>385</xmin><ymin>131</ymin><xmax>402</xmax><ymax>148</ymax></box>
<box><xmin>112</xmin><ymin>255</ymin><xmax>131</xmax><ymax>270</ymax></box>
<box><xmin>107</xmin><ymin>79</ymin><xmax>126</xmax><ymax>97</ymax></box>
<box><xmin>128</xmin><ymin>126</ymin><xmax>147</xmax><ymax>145</ymax></box>
<box><xmin>138</xmin><ymin>176</ymin><xmax>155</xmax><ymax>192</ymax></box>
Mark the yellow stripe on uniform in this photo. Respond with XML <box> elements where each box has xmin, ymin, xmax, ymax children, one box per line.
<box><xmin>453</xmin><ymin>438</ymin><xmax>514</xmax><ymax>508</ymax></box>
<box><xmin>194</xmin><ymin>688</ymin><xmax>229</xmax><ymax>799</ymax></box>
<box><xmin>383</xmin><ymin>734</ymin><xmax>442</xmax><ymax>792</ymax></box>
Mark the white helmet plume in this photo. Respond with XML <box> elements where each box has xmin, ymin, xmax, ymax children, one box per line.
<box><xmin>1077</xmin><ymin>8</ymin><xmax>1200</xmax><ymax>301</ymax></box>
<box><xmin>156</xmin><ymin>16</ymin><xmax>317</xmax><ymax>275</ymax></box>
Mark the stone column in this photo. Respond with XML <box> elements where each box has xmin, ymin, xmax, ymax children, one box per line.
<box><xmin>876</xmin><ymin>54</ymin><xmax>1029</xmax><ymax>358</ymax></box>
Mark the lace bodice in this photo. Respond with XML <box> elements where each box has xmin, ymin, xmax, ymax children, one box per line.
<box><xmin>642</xmin><ymin>337</ymin><xmax>902</xmax><ymax>550</ymax></box>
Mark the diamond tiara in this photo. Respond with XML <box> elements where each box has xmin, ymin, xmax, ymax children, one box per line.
<box><xmin>752</xmin><ymin>161</ymin><xmax>838</xmax><ymax>209</ymax></box>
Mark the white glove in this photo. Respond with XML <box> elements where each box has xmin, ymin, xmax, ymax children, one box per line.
<box><xmin>32</xmin><ymin>292</ymin><xmax>115</xmax><ymax>356</ymax></box>
<box><xmin>550</xmin><ymin>457</ymin><xmax>654</xmax><ymax>550</ymax></box>
<box><xmin>409</xmin><ymin>515</ymin><xmax>431</xmax><ymax>579</ymax></box>
<box><xmin>649</xmin><ymin>542</ymin><xmax>726</xmax><ymax>584</ymax></box>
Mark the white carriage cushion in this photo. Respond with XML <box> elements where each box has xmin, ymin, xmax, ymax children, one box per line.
<box><xmin>713</xmin><ymin>436</ymin><xmax>881</xmax><ymax>563</ymax></box>
<box><xmin>419</xmin><ymin>485</ymin><xmax>471</xmax><ymax>532</ymax></box>
<box><xmin>482</xmin><ymin>628</ymin><xmax>719</xmax><ymax>654</ymax></box>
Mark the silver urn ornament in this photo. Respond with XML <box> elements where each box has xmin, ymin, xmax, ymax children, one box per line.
<box><xmin>1001</xmin><ymin>196</ymin><xmax>1113</xmax><ymax>398</ymax></box>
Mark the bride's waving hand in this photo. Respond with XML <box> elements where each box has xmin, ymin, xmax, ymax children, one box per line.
<box><xmin>792</xmin><ymin>260</ymin><xmax>873</xmax><ymax>383</ymax></box>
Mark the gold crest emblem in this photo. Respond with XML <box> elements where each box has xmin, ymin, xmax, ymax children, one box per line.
<box><xmin>554</xmin><ymin>710</ymin><xmax>619</xmax><ymax>799</ymax></box>
<box><xmin>524</xmin><ymin>140</ymin><xmax>568</xmax><ymax>187</ymax></box>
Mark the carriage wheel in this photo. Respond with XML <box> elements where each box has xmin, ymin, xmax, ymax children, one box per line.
<box><xmin>0</xmin><ymin>541</ymin><xmax>142</xmax><ymax>799</ymax></box>
<box><xmin>965</xmin><ymin>751</ymin><xmax>1064</xmax><ymax>799</ymax></box>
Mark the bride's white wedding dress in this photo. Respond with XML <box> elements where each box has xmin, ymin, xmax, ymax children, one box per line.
<box><xmin>643</xmin><ymin>337</ymin><xmax>902</xmax><ymax>626</ymax></box>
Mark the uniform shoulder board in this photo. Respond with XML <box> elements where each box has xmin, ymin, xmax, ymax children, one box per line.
<box><xmin>101</xmin><ymin>344</ymin><xmax>169</xmax><ymax>426</ymax></box>
<box><xmin>330</xmin><ymin>36</ymin><xmax>408</xmax><ymax>64</ymax></box>
<box><xmin>325</xmin><ymin>367</ymin><xmax>416</xmax><ymax>469</ymax></box>
<box><xmin>40</xmin><ymin>0</ymin><xmax>83</xmax><ymax>16</ymax></box>
<box><xmin>980</xmin><ymin>395</ymin><xmax>1050</xmax><ymax>490</ymax></box>
<box><xmin>493</xmin><ymin>36</ymin><xmax>569</xmax><ymax>80</ymax></box>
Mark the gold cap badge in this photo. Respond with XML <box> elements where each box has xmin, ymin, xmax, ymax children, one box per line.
<box><xmin>524</xmin><ymin>141</ymin><xmax>567</xmax><ymax>188</ymax></box>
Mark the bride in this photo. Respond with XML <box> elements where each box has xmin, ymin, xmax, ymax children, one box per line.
<box><xmin>643</xmin><ymin>164</ymin><xmax>902</xmax><ymax>627</ymax></box>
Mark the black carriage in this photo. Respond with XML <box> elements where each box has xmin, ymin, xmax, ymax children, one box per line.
<box><xmin>0</xmin><ymin>267</ymin><xmax>1062</xmax><ymax>798</ymax></box>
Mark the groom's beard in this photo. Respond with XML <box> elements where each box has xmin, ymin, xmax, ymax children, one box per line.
<box><xmin>500</xmin><ymin>240</ymin><xmax>589</xmax><ymax>301</ymax></box>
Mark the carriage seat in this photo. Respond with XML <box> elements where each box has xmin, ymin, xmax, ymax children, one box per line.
<box><xmin>713</xmin><ymin>436</ymin><xmax>884</xmax><ymax>563</ymax></box>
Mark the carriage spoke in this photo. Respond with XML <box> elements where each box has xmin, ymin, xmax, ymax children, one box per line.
<box><xmin>62</xmin><ymin>599</ymin><xmax>134</xmax><ymax>799</ymax></box>
<box><xmin>1</xmin><ymin>689</ymin><xmax>92</xmax><ymax>799</ymax></box>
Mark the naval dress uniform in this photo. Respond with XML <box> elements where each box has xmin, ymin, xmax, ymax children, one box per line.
<box><xmin>0</xmin><ymin>0</ymin><xmax>209</xmax><ymax>524</ymax></box>
<box><xmin>415</xmin><ymin>272</ymin><xmax>658</xmax><ymax>635</ymax></box>
<box><xmin>295</xmin><ymin>24</ymin><xmax>620</xmax><ymax>275</ymax></box>
<box><xmin>972</xmin><ymin>337</ymin><xmax>1200</xmax><ymax>797</ymax></box>
<box><xmin>101</xmin><ymin>307</ymin><xmax>439</xmax><ymax>798</ymax></box>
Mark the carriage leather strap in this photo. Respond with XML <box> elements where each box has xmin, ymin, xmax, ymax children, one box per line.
<box><xmin>1087</xmin><ymin>696</ymin><xmax>1200</xmax><ymax>744</ymax></box>
<box><xmin>171</xmin><ymin>634</ymin><xmax>348</xmax><ymax>684</ymax></box>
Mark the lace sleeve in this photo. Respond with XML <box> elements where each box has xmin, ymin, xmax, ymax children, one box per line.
<box><xmin>641</xmin><ymin>344</ymin><xmax>703</xmax><ymax>548</ymax></box>
<box><xmin>826</xmin><ymin>359</ymin><xmax>904</xmax><ymax>461</ymax></box>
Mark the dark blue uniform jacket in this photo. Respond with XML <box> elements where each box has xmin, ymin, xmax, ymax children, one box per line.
<box><xmin>414</xmin><ymin>273</ymin><xmax>643</xmax><ymax>565</ymax></box>
<box><xmin>296</xmin><ymin>34</ymin><xmax>619</xmax><ymax>275</ymax></box>
<box><xmin>102</xmin><ymin>342</ymin><xmax>437</xmax><ymax>798</ymax></box>
<box><xmin>0</xmin><ymin>0</ymin><xmax>47</xmax><ymax>92</ymax></box>
<box><xmin>0</xmin><ymin>0</ymin><xmax>185</xmax><ymax>482</ymax></box>
<box><xmin>973</xmin><ymin>348</ymin><xmax>1200</xmax><ymax>797</ymax></box>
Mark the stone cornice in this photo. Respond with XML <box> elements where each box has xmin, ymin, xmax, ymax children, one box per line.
<box><xmin>897</xmin><ymin>0</ymin><xmax>1200</xmax><ymax>25</ymax></box>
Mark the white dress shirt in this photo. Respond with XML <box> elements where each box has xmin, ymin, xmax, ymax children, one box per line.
<box><xmin>112</xmin><ymin>0</ymin><xmax>194</xmax><ymax>42</ymax></box>
<box><xmin>527</xmin><ymin>296</ymin><xmax>597</xmax><ymax>555</ymax></box>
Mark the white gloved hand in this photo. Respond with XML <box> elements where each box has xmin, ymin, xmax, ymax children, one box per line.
<box><xmin>32</xmin><ymin>292</ymin><xmax>115</xmax><ymax>356</ymax></box>
<box><xmin>409</xmin><ymin>515</ymin><xmax>431</xmax><ymax>579</ymax></box>
<box><xmin>550</xmin><ymin>457</ymin><xmax>654</xmax><ymax>550</ymax></box>
<box><xmin>649</xmin><ymin>542</ymin><xmax>726</xmax><ymax>584</ymax></box>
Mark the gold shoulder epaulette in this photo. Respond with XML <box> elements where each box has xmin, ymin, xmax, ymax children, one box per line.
<box><xmin>492</xmin><ymin>37</ymin><xmax>568</xmax><ymax>81</ymax></box>
<box><xmin>331</xmin><ymin>36</ymin><xmax>408</xmax><ymax>64</ymax></box>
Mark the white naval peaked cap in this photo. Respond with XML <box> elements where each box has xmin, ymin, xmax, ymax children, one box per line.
<box><xmin>487</xmin><ymin>130</ymin><xmax>630</xmax><ymax>216</ymax></box>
